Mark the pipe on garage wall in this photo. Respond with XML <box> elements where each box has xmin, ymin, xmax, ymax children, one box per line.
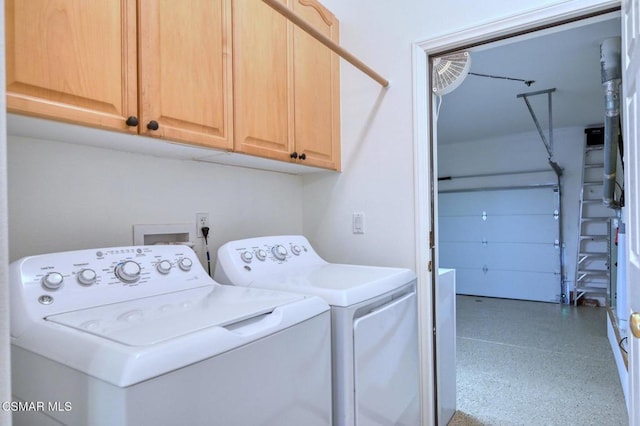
<box><xmin>600</xmin><ymin>37</ymin><xmax>622</xmax><ymax>209</ymax></box>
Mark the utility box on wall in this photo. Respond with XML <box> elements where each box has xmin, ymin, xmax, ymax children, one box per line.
<box><xmin>133</xmin><ymin>224</ymin><xmax>195</xmax><ymax>248</ymax></box>
<box><xmin>585</xmin><ymin>127</ymin><xmax>605</xmax><ymax>146</ymax></box>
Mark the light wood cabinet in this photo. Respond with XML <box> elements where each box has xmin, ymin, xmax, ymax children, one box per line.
<box><xmin>6</xmin><ymin>0</ymin><xmax>338</xmax><ymax>169</ymax></box>
<box><xmin>293</xmin><ymin>0</ymin><xmax>340</xmax><ymax>170</ymax></box>
<box><xmin>233</xmin><ymin>0</ymin><xmax>292</xmax><ymax>161</ymax></box>
<box><xmin>233</xmin><ymin>0</ymin><xmax>340</xmax><ymax>170</ymax></box>
<box><xmin>6</xmin><ymin>0</ymin><xmax>233</xmax><ymax>150</ymax></box>
<box><xmin>5</xmin><ymin>0</ymin><xmax>138</xmax><ymax>133</ymax></box>
<box><xmin>138</xmin><ymin>0</ymin><xmax>233</xmax><ymax>149</ymax></box>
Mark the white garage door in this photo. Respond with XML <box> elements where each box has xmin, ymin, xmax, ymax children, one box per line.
<box><xmin>438</xmin><ymin>186</ymin><xmax>561</xmax><ymax>303</ymax></box>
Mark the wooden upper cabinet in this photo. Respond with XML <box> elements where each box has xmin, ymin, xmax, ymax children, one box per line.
<box><xmin>6</xmin><ymin>0</ymin><xmax>338</xmax><ymax>169</ymax></box>
<box><xmin>138</xmin><ymin>0</ymin><xmax>233</xmax><ymax>149</ymax></box>
<box><xmin>293</xmin><ymin>0</ymin><xmax>340</xmax><ymax>171</ymax></box>
<box><xmin>5</xmin><ymin>0</ymin><xmax>138</xmax><ymax>133</ymax></box>
<box><xmin>233</xmin><ymin>0</ymin><xmax>293</xmax><ymax>161</ymax></box>
<box><xmin>6</xmin><ymin>0</ymin><xmax>233</xmax><ymax>149</ymax></box>
<box><xmin>233</xmin><ymin>0</ymin><xmax>340</xmax><ymax>170</ymax></box>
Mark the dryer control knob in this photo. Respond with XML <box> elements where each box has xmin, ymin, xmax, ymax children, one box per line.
<box><xmin>42</xmin><ymin>272</ymin><xmax>64</xmax><ymax>290</ymax></box>
<box><xmin>77</xmin><ymin>268</ymin><xmax>97</xmax><ymax>286</ymax></box>
<box><xmin>255</xmin><ymin>249</ymin><xmax>267</xmax><ymax>261</ymax></box>
<box><xmin>272</xmin><ymin>245</ymin><xmax>288</xmax><ymax>261</ymax></box>
<box><xmin>240</xmin><ymin>251</ymin><xmax>253</xmax><ymax>263</ymax></box>
<box><xmin>115</xmin><ymin>261</ymin><xmax>141</xmax><ymax>283</ymax></box>
<box><xmin>291</xmin><ymin>245</ymin><xmax>301</xmax><ymax>255</ymax></box>
<box><xmin>157</xmin><ymin>260</ymin><xmax>172</xmax><ymax>275</ymax></box>
<box><xmin>178</xmin><ymin>257</ymin><xmax>193</xmax><ymax>271</ymax></box>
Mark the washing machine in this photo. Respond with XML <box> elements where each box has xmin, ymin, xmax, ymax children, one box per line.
<box><xmin>9</xmin><ymin>244</ymin><xmax>332</xmax><ymax>426</ymax></box>
<box><xmin>214</xmin><ymin>235</ymin><xmax>420</xmax><ymax>425</ymax></box>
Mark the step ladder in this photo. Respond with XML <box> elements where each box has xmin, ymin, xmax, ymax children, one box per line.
<box><xmin>574</xmin><ymin>132</ymin><xmax>614</xmax><ymax>306</ymax></box>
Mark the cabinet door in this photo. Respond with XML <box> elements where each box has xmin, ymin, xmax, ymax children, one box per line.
<box><xmin>5</xmin><ymin>0</ymin><xmax>138</xmax><ymax>133</ymax></box>
<box><xmin>138</xmin><ymin>0</ymin><xmax>233</xmax><ymax>149</ymax></box>
<box><xmin>293</xmin><ymin>0</ymin><xmax>341</xmax><ymax>170</ymax></box>
<box><xmin>233</xmin><ymin>0</ymin><xmax>294</xmax><ymax>161</ymax></box>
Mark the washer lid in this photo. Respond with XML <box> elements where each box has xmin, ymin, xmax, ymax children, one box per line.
<box><xmin>255</xmin><ymin>264</ymin><xmax>416</xmax><ymax>307</ymax></box>
<box><xmin>46</xmin><ymin>285</ymin><xmax>304</xmax><ymax>346</ymax></box>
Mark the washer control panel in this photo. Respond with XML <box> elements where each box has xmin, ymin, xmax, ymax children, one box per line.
<box><xmin>215</xmin><ymin>235</ymin><xmax>327</xmax><ymax>285</ymax></box>
<box><xmin>10</xmin><ymin>245</ymin><xmax>211</xmax><ymax>332</ymax></box>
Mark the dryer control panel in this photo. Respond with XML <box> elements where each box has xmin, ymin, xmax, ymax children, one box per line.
<box><xmin>214</xmin><ymin>235</ymin><xmax>327</xmax><ymax>285</ymax></box>
<box><xmin>10</xmin><ymin>245</ymin><xmax>213</xmax><ymax>336</ymax></box>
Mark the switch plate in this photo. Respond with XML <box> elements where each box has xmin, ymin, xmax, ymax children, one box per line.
<box><xmin>196</xmin><ymin>212</ymin><xmax>209</xmax><ymax>238</ymax></box>
<box><xmin>353</xmin><ymin>212</ymin><xmax>365</xmax><ymax>234</ymax></box>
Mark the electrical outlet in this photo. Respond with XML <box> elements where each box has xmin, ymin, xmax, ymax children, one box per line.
<box><xmin>196</xmin><ymin>212</ymin><xmax>209</xmax><ymax>238</ymax></box>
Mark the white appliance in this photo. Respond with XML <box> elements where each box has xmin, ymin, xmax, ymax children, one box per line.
<box><xmin>436</xmin><ymin>268</ymin><xmax>456</xmax><ymax>426</ymax></box>
<box><xmin>10</xmin><ymin>244</ymin><xmax>332</xmax><ymax>426</ymax></box>
<box><xmin>214</xmin><ymin>235</ymin><xmax>420</xmax><ymax>425</ymax></box>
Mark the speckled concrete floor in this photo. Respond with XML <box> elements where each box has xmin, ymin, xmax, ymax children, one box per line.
<box><xmin>448</xmin><ymin>295</ymin><xmax>628</xmax><ymax>426</ymax></box>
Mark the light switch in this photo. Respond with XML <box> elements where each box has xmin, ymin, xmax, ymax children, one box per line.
<box><xmin>353</xmin><ymin>212</ymin><xmax>365</xmax><ymax>234</ymax></box>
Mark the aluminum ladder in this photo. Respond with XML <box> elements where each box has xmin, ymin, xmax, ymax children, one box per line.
<box><xmin>574</xmin><ymin>131</ymin><xmax>614</xmax><ymax>306</ymax></box>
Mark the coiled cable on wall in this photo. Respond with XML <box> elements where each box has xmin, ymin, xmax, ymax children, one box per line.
<box><xmin>202</xmin><ymin>226</ymin><xmax>211</xmax><ymax>276</ymax></box>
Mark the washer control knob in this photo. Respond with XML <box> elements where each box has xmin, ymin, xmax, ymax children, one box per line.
<box><xmin>272</xmin><ymin>245</ymin><xmax>288</xmax><ymax>261</ymax></box>
<box><xmin>291</xmin><ymin>245</ymin><xmax>302</xmax><ymax>255</ymax></box>
<box><xmin>77</xmin><ymin>269</ymin><xmax>97</xmax><ymax>286</ymax></box>
<box><xmin>240</xmin><ymin>251</ymin><xmax>253</xmax><ymax>263</ymax></box>
<box><xmin>115</xmin><ymin>261</ymin><xmax>141</xmax><ymax>283</ymax></box>
<box><xmin>157</xmin><ymin>260</ymin><xmax>172</xmax><ymax>275</ymax></box>
<box><xmin>42</xmin><ymin>272</ymin><xmax>64</xmax><ymax>290</ymax></box>
<box><xmin>178</xmin><ymin>257</ymin><xmax>193</xmax><ymax>271</ymax></box>
<box><xmin>255</xmin><ymin>249</ymin><xmax>267</xmax><ymax>261</ymax></box>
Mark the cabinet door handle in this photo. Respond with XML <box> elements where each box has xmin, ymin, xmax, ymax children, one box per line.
<box><xmin>125</xmin><ymin>116</ymin><xmax>139</xmax><ymax>127</ymax></box>
<box><xmin>147</xmin><ymin>120</ymin><xmax>159</xmax><ymax>131</ymax></box>
<box><xmin>299</xmin><ymin>153</ymin><xmax>307</xmax><ymax>160</ymax></box>
<box><xmin>290</xmin><ymin>151</ymin><xmax>298</xmax><ymax>159</ymax></box>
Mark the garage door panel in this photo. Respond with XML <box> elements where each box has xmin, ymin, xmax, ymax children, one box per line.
<box><xmin>455</xmin><ymin>268</ymin><xmax>560</xmax><ymax>303</ymax></box>
<box><xmin>439</xmin><ymin>215</ymin><xmax>557</xmax><ymax>243</ymax></box>
<box><xmin>440</xmin><ymin>244</ymin><xmax>558</xmax><ymax>273</ymax></box>
<box><xmin>439</xmin><ymin>216</ymin><xmax>487</xmax><ymax>241</ymax></box>
<box><xmin>439</xmin><ymin>242</ymin><xmax>488</xmax><ymax>269</ymax></box>
<box><xmin>439</xmin><ymin>242</ymin><xmax>558</xmax><ymax>272</ymax></box>
<box><xmin>482</xmin><ymin>215</ymin><xmax>558</xmax><ymax>242</ymax></box>
<box><xmin>482</xmin><ymin>243</ymin><xmax>558</xmax><ymax>272</ymax></box>
<box><xmin>438</xmin><ymin>188</ymin><xmax>557</xmax><ymax>216</ymax></box>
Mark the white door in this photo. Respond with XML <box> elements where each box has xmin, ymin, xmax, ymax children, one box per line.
<box><xmin>622</xmin><ymin>0</ymin><xmax>640</xmax><ymax>422</ymax></box>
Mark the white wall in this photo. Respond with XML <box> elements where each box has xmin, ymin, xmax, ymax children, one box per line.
<box><xmin>301</xmin><ymin>0</ymin><xmax>431</xmax><ymax>268</ymax></box>
<box><xmin>0</xmin><ymin>0</ymin><xmax>11</xmax><ymax>422</ymax></box>
<box><xmin>7</xmin><ymin>136</ymin><xmax>304</xmax><ymax>266</ymax></box>
<box><xmin>438</xmin><ymin>126</ymin><xmax>586</xmax><ymax>296</ymax></box>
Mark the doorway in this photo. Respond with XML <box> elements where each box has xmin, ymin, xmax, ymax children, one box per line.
<box><xmin>413</xmin><ymin>5</ymin><xmax>626</xmax><ymax>425</ymax></box>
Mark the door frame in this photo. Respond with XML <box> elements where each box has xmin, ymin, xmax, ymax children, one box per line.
<box><xmin>412</xmin><ymin>1</ymin><xmax>621</xmax><ymax>424</ymax></box>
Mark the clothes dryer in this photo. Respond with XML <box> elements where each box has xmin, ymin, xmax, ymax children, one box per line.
<box><xmin>215</xmin><ymin>235</ymin><xmax>420</xmax><ymax>425</ymax></box>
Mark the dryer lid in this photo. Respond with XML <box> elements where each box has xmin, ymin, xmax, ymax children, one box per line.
<box><xmin>46</xmin><ymin>284</ymin><xmax>304</xmax><ymax>346</ymax></box>
<box><xmin>254</xmin><ymin>264</ymin><xmax>416</xmax><ymax>307</ymax></box>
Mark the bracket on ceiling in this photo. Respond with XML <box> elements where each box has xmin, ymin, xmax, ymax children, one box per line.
<box><xmin>517</xmin><ymin>88</ymin><xmax>562</xmax><ymax>177</ymax></box>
